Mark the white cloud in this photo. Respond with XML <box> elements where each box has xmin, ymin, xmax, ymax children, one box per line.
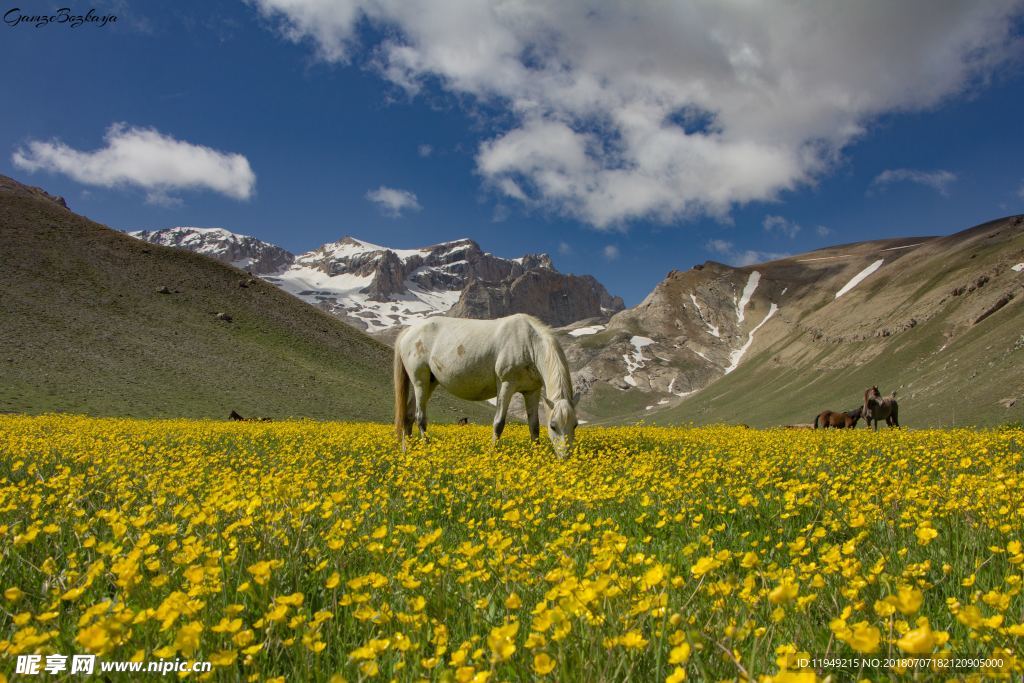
<box><xmin>1017</xmin><ymin>180</ymin><xmax>1024</xmax><ymax>198</ymax></box>
<box><xmin>11</xmin><ymin>123</ymin><xmax>255</xmax><ymax>204</ymax></box>
<box><xmin>705</xmin><ymin>239</ymin><xmax>788</xmax><ymax>267</ymax></box>
<box><xmin>816</xmin><ymin>225</ymin><xmax>832</xmax><ymax>237</ymax></box>
<box><xmin>557</xmin><ymin>241</ymin><xmax>572</xmax><ymax>255</ymax></box>
<box><xmin>603</xmin><ymin>244</ymin><xmax>620</xmax><ymax>261</ymax></box>
<box><xmin>418</xmin><ymin>143</ymin><xmax>433</xmax><ymax>157</ymax></box>
<box><xmin>870</xmin><ymin>168</ymin><xmax>957</xmax><ymax>195</ymax></box>
<box><xmin>763</xmin><ymin>215</ymin><xmax>801</xmax><ymax>239</ymax></box>
<box><xmin>366</xmin><ymin>185</ymin><xmax>422</xmax><ymax>216</ymax></box>
<box><xmin>250</xmin><ymin>0</ymin><xmax>1022</xmax><ymax>228</ymax></box>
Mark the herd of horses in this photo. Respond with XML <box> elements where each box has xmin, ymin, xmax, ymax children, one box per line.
<box><xmin>815</xmin><ymin>386</ymin><xmax>900</xmax><ymax>430</ymax></box>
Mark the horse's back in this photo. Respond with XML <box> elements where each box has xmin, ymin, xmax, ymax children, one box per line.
<box><xmin>398</xmin><ymin>315</ymin><xmax>543</xmax><ymax>401</ymax></box>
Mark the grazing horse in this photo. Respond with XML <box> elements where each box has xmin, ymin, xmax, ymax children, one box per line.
<box><xmin>814</xmin><ymin>408</ymin><xmax>862</xmax><ymax>429</ymax></box>
<box><xmin>394</xmin><ymin>314</ymin><xmax>579</xmax><ymax>457</ymax></box>
<box><xmin>863</xmin><ymin>386</ymin><xmax>899</xmax><ymax>431</ymax></box>
<box><xmin>844</xmin><ymin>407</ymin><xmax>863</xmax><ymax>428</ymax></box>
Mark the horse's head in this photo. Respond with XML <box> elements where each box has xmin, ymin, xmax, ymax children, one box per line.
<box><xmin>543</xmin><ymin>395</ymin><xmax>578</xmax><ymax>458</ymax></box>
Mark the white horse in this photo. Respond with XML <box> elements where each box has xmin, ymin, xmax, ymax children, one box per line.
<box><xmin>393</xmin><ymin>314</ymin><xmax>579</xmax><ymax>456</ymax></box>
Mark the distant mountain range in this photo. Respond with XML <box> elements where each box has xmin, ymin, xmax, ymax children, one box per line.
<box><xmin>557</xmin><ymin>217</ymin><xmax>1024</xmax><ymax>426</ymax></box>
<box><xmin>130</xmin><ymin>218</ymin><xmax>1024</xmax><ymax>427</ymax></box>
<box><xmin>130</xmin><ymin>227</ymin><xmax>624</xmax><ymax>335</ymax></box>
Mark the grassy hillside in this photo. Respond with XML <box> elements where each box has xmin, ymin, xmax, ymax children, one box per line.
<box><xmin>0</xmin><ymin>176</ymin><xmax>491</xmax><ymax>423</ymax></box>
<box><xmin>647</xmin><ymin>218</ymin><xmax>1024</xmax><ymax>428</ymax></box>
<box><xmin>649</xmin><ymin>309</ymin><xmax>1023</xmax><ymax>428</ymax></box>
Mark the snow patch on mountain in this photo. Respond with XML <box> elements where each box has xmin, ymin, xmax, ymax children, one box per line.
<box><xmin>735</xmin><ymin>271</ymin><xmax>761</xmax><ymax>323</ymax></box>
<box><xmin>835</xmin><ymin>259</ymin><xmax>884</xmax><ymax>298</ymax></box>
<box><xmin>264</xmin><ymin>265</ymin><xmax>463</xmax><ymax>333</ymax></box>
<box><xmin>689</xmin><ymin>293</ymin><xmax>720</xmax><ymax>337</ymax></box>
<box><xmin>1012</xmin><ymin>262</ymin><xmax>1024</xmax><ymax>272</ymax></box>
<box><xmin>725</xmin><ymin>303</ymin><xmax>778</xmax><ymax>374</ymax></box>
<box><xmin>569</xmin><ymin>324</ymin><xmax>605</xmax><ymax>337</ymax></box>
<box><xmin>622</xmin><ymin>336</ymin><xmax>656</xmax><ymax>387</ymax></box>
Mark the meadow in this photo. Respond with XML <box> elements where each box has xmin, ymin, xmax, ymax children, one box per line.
<box><xmin>0</xmin><ymin>415</ymin><xmax>1021</xmax><ymax>682</ymax></box>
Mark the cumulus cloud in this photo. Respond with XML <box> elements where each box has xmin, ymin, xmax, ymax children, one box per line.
<box><xmin>870</xmin><ymin>168</ymin><xmax>958</xmax><ymax>195</ymax></box>
<box><xmin>603</xmin><ymin>244</ymin><xmax>620</xmax><ymax>261</ymax></box>
<box><xmin>763</xmin><ymin>215</ymin><xmax>801</xmax><ymax>239</ymax></box>
<box><xmin>418</xmin><ymin>143</ymin><xmax>433</xmax><ymax>158</ymax></box>
<box><xmin>816</xmin><ymin>225</ymin><xmax>832</xmax><ymax>237</ymax></box>
<box><xmin>558</xmin><ymin>241</ymin><xmax>572</xmax><ymax>255</ymax></box>
<box><xmin>250</xmin><ymin>0</ymin><xmax>1023</xmax><ymax>228</ymax></box>
<box><xmin>366</xmin><ymin>185</ymin><xmax>422</xmax><ymax>216</ymax></box>
<box><xmin>11</xmin><ymin>123</ymin><xmax>256</xmax><ymax>204</ymax></box>
<box><xmin>705</xmin><ymin>239</ymin><xmax>789</xmax><ymax>267</ymax></box>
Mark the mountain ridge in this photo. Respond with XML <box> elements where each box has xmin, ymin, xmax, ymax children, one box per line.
<box><xmin>559</xmin><ymin>216</ymin><xmax>1024</xmax><ymax>426</ymax></box>
<box><xmin>131</xmin><ymin>228</ymin><xmax>624</xmax><ymax>335</ymax></box>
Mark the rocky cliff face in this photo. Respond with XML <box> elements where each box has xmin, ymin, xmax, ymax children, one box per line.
<box><xmin>450</xmin><ymin>269</ymin><xmax>624</xmax><ymax>325</ymax></box>
<box><xmin>129</xmin><ymin>229</ymin><xmax>624</xmax><ymax>334</ymax></box>
<box><xmin>131</xmin><ymin>227</ymin><xmax>295</xmax><ymax>275</ymax></box>
<box><xmin>559</xmin><ymin>216</ymin><xmax>1024</xmax><ymax>427</ymax></box>
<box><xmin>275</xmin><ymin>235</ymin><xmax>623</xmax><ymax>332</ymax></box>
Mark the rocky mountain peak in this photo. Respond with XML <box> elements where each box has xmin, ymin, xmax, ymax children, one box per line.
<box><xmin>131</xmin><ymin>227</ymin><xmax>295</xmax><ymax>275</ymax></box>
<box><xmin>129</xmin><ymin>227</ymin><xmax>624</xmax><ymax>334</ymax></box>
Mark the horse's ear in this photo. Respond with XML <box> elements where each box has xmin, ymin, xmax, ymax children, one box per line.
<box><xmin>542</xmin><ymin>395</ymin><xmax>554</xmax><ymax>410</ymax></box>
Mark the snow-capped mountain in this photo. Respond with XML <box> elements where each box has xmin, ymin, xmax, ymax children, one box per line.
<box><xmin>130</xmin><ymin>228</ymin><xmax>624</xmax><ymax>334</ymax></box>
<box><xmin>130</xmin><ymin>227</ymin><xmax>294</xmax><ymax>275</ymax></box>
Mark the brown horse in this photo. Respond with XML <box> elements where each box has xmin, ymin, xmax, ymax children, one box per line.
<box><xmin>814</xmin><ymin>407</ymin><xmax>862</xmax><ymax>429</ymax></box>
<box><xmin>863</xmin><ymin>386</ymin><xmax>899</xmax><ymax>431</ymax></box>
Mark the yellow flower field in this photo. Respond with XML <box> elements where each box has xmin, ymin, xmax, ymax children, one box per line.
<box><xmin>0</xmin><ymin>415</ymin><xmax>1022</xmax><ymax>681</ymax></box>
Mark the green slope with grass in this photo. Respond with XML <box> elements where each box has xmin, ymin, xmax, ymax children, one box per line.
<box><xmin>646</xmin><ymin>218</ymin><xmax>1024</xmax><ymax>429</ymax></box>
<box><xmin>0</xmin><ymin>175</ymin><xmax>491</xmax><ymax>423</ymax></box>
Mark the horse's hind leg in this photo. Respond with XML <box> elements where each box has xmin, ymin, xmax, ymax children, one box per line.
<box><xmin>404</xmin><ymin>392</ymin><xmax>415</xmax><ymax>437</ymax></box>
<box><xmin>523</xmin><ymin>389</ymin><xmax>540</xmax><ymax>442</ymax></box>
<box><xmin>411</xmin><ymin>371</ymin><xmax>435</xmax><ymax>440</ymax></box>
<box><xmin>889</xmin><ymin>405</ymin><xmax>899</xmax><ymax>429</ymax></box>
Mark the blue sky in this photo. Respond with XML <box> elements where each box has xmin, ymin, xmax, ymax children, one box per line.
<box><xmin>3</xmin><ymin>1</ymin><xmax>1024</xmax><ymax>305</ymax></box>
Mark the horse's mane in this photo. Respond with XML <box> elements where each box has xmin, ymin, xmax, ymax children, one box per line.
<box><xmin>523</xmin><ymin>315</ymin><xmax>574</xmax><ymax>401</ymax></box>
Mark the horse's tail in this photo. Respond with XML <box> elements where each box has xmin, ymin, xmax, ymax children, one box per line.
<box><xmin>393</xmin><ymin>334</ymin><xmax>410</xmax><ymax>441</ymax></box>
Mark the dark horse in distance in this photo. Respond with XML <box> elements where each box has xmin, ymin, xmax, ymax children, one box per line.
<box><xmin>863</xmin><ymin>386</ymin><xmax>899</xmax><ymax>431</ymax></box>
<box><xmin>814</xmin><ymin>407</ymin><xmax>862</xmax><ymax>429</ymax></box>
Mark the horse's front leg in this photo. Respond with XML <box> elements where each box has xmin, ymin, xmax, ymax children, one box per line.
<box><xmin>492</xmin><ymin>381</ymin><xmax>514</xmax><ymax>446</ymax></box>
<box><xmin>523</xmin><ymin>389</ymin><xmax>541</xmax><ymax>442</ymax></box>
